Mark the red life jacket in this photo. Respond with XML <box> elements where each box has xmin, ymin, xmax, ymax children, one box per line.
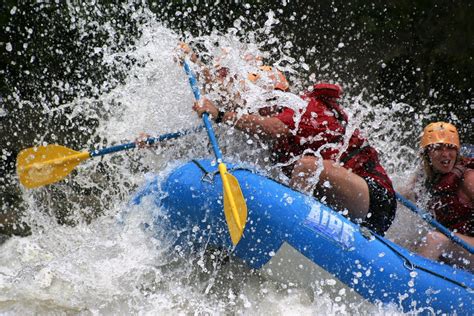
<box><xmin>428</xmin><ymin>157</ymin><xmax>474</xmax><ymax>236</ymax></box>
<box><xmin>273</xmin><ymin>83</ymin><xmax>394</xmax><ymax>194</ymax></box>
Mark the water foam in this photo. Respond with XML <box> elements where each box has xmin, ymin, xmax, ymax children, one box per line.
<box><xmin>1</xmin><ymin>4</ymin><xmax>424</xmax><ymax>314</ymax></box>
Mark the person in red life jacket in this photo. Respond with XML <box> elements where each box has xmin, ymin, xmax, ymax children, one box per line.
<box><xmin>404</xmin><ymin>122</ymin><xmax>474</xmax><ymax>270</ymax></box>
<box><xmin>193</xmin><ymin>82</ymin><xmax>397</xmax><ymax>236</ymax></box>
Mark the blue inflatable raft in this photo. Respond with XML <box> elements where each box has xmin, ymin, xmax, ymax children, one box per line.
<box><xmin>131</xmin><ymin>159</ymin><xmax>473</xmax><ymax>314</ymax></box>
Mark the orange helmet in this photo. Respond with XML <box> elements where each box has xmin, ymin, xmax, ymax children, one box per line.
<box><xmin>247</xmin><ymin>65</ymin><xmax>289</xmax><ymax>91</ymax></box>
<box><xmin>420</xmin><ymin>122</ymin><xmax>460</xmax><ymax>150</ymax></box>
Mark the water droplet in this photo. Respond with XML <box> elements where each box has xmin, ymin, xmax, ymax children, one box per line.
<box><xmin>326</xmin><ymin>279</ymin><xmax>337</xmax><ymax>285</ymax></box>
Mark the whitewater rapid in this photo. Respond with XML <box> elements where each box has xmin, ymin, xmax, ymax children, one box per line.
<box><xmin>1</xmin><ymin>6</ymin><xmax>428</xmax><ymax>315</ymax></box>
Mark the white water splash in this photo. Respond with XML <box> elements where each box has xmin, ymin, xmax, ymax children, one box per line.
<box><xmin>0</xmin><ymin>3</ymin><xmax>431</xmax><ymax>315</ymax></box>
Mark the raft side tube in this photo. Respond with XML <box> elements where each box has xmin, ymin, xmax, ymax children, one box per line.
<box><xmin>132</xmin><ymin>159</ymin><xmax>474</xmax><ymax>314</ymax></box>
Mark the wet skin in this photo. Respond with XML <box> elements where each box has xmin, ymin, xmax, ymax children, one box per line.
<box><xmin>427</xmin><ymin>144</ymin><xmax>457</xmax><ymax>174</ymax></box>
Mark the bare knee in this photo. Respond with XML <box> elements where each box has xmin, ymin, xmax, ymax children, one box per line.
<box><xmin>291</xmin><ymin>157</ymin><xmax>339</xmax><ymax>179</ymax></box>
<box><xmin>292</xmin><ymin>156</ymin><xmax>319</xmax><ymax>176</ymax></box>
<box><xmin>290</xmin><ymin>156</ymin><xmax>322</xmax><ymax>192</ymax></box>
<box><xmin>419</xmin><ymin>231</ymin><xmax>450</xmax><ymax>259</ymax></box>
<box><xmin>425</xmin><ymin>231</ymin><xmax>450</xmax><ymax>247</ymax></box>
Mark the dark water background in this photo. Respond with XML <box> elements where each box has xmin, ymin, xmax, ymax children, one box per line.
<box><xmin>0</xmin><ymin>1</ymin><xmax>472</xmax><ymax>237</ymax></box>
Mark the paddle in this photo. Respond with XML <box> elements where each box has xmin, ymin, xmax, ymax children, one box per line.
<box><xmin>396</xmin><ymin>193</ymin><xmax>474</xmax><ymax>254</ymax></box>
<box><xmin>183</xmin><ymin>60</ymin><xmax>247</xmax><ymax>246</ymax></box>
<box><xmin>17</xmin><ymin>127</ymin><xmax>202</xmax><ymax>189</ymax></box>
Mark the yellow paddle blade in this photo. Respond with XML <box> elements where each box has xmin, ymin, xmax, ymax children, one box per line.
<box><xmin>218</xmin><ymin>163</ymin><xmax>248</xmax><ymax>245</ymax></box>
<box><xmin>17</xmin><ymin>145</ymin><xmax>90</xmax><ymax>189</ymax></box>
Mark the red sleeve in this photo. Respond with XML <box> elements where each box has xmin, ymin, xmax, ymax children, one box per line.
<box><xmin>274</xmin><ymin>108</ymin><xmax>296</xmax><ymax>130</ymax></box>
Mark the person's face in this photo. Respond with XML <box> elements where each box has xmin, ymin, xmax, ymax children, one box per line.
<box><xmin>215</xmin><ymin>67</ymin><xmax>229</xmax><ymax>80</ymax></box>
<box><xmin>427</xmin><ymin>144</ymin><xmax>458</xmax><ymax>174</ymax></box>
<box><xmin>215</xmin><ymin>67</ymin><xmax>235</xmax><ymax>90</ymax></box>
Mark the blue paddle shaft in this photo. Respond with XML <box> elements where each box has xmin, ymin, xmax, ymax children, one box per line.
<box><xmin>90</xmin><ymin>127</ymin><xmax>202</xmax><ymax>157</ymax></box>
<box><xmin>396</xmin><ymin>193</ymin><xmax>474</xmax><ymax>254</ymax></box>
<box><xmin>183</xmin><ymin>60</ymin><xmax>223</xmax><ymax>162</ymax></box>
<box><xmin>183</xmin><ymin>60</ymin><xmax>201</xmax><ymax>100</ymax></box>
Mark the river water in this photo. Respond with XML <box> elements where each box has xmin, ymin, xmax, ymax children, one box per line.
<box><xmin>0</xmin><ymin>4</ymin><xmax>453</xmax><ymax>315</ymax></box>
